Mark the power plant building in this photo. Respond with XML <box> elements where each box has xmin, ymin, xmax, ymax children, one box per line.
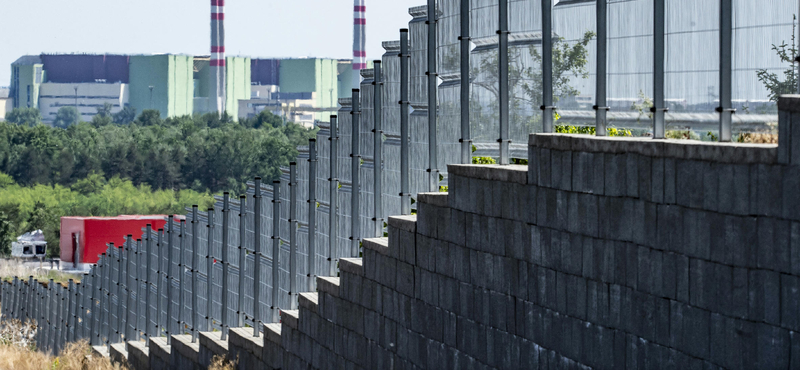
<box><xmin>8</xmin><ymin>54</ymin><xmax>356</xmax><ymax>125</ymax></box>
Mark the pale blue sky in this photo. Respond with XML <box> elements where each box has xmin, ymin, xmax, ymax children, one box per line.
<box><xmin>0</xmin><ymin>0</ymin><xmax>420</xmax><ymax>86</ymax></box>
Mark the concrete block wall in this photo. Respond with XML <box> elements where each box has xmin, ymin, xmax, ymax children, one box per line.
<box><xmin>112</xmin><ymin>130</ymin><xmax>796</xmax><ymax>369</ymax></box>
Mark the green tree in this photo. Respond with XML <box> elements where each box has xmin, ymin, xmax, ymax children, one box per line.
<box><xmin>113</xmin><ymin>106</ymin><xmax>137</xmax><ymax>124</ymax></box>
<box><xmin>0</xmin><ymin>207</ymin><xmax>19</xmax><ymax>256</ymax></box>
<box><xmin>91</xmin><ymin>103</ymin><xmax>114</xmax><ymax>127</ymax></box>
<box><xmin>756</xmin><ymin>15</ymin><xmax>798</xmax><ymax>102</ymax></box>
<box><xmin>242</xmin><ymin>110</ymin><xmax>284</xmax><ymax>129</ymax></box>
<box><xmin>136</xmin><ymin>109</ymin><xmax>162</xmax><ymax>126</ymax></box>
<box><xmin>470</xmin><ymin>30</ymin><xmax>595</xmax><ymax>138</ymax></box>
<box><xmin>5</xmin><ymin>107</ymin><xmax>42</xmax><ymax>126</ymax></box>
<box><xmin>53</xmin><ymin>106</ymin><xmax>81</xmax><ymax>128</ymax></box>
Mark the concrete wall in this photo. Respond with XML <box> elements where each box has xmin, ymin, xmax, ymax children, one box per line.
<box><xmin>104</xmin><ymin>121</ymin><xmax>798</xmax><ymax>369</ymax></box>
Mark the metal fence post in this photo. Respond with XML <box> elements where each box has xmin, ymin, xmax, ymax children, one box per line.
<box><xmin>271</xmin><ymin>180</ymin><xmax>281</xmax><ymax>323</ymax></box>
<box><xmin>79</xmin><ymin>277</ymin><xmax>87</xmax><ymax>340</ymax></box>
<box><xmin>253</xmin><ymin>178</ymin><xmax>262</xmax><ymax>337</ymax></box>
<box><xmin>373</xmin><ymin>60</ymin><xmax>384</xmax><ymax>237</ymax></box>
<box><xmin>289</xmin><ymin>163</ymin><xmax>298</xmax><ymax>310</ymax></box>
<box><xmin>237</xmin><ymin>195</ymin><xmax>247</xmax><ymax>328</ymax></box>
<box><xmin>11</xmin><ymin>276</ymin><xmax>18</xmax><ymax>320</ymax></box>
<box><xmin>351</xmin><ymin>88</ymin><xmax>361</xmax><ymax>258</ymax></box>
<box><xmin>28</xmin><ymin>276</ymin><xmax>35</xmax><ymax>324</ymax></box>
<box><xmin>166</xmin><ymin>216</ymin><xmax>174</xmax><ymax>343</ymax></box>
<box><xmin>61</xmin><ymin>281</ymin><xmax>67</xmax><ymax>351</ymax></box>
<box><xmin>427</xmin><ymin>0</ymin><xmax>440</xmax><ymax>185</ymax></box>
<box><xmin>114</xmin><ymin>245</ymin><xmax>123</xmax><ymax>344</ymax></box>
<box><xmin>124</xmin><ymin>236</ymin><xmax>133</xmax><ymax>341</ymax></box>
<box><xmin>652</xmin><ymin>0</ymin><xmax>666</xmax><ymax>139</ymax></box>
<box><xmin>719</xmin><ymin>0</ymin><xmax>733</xmax><ymax>142</ymax></box>
<box><xmin>460</xmin><ymin>0</ymin><xmax>472</xmax><ymax>164</ymax></box>
<box><xmin>1</xmin><ymin>281</ymin><xmax>6</xmax><ymax>318</ymax></box>
<box><xmin>400</xmin><ymin>29</ymin><xmax>411</xmax><ymax>215</ymax></box>
<box><xmin>206</xmin><ymin>209</ymin><xmax>215</xmax><ymax>332</ymax></box>
<box><xmin>596</xmin><ymin>0</ymin><xmax>609</xmax><ymax>136</ymax></box>
<box><xmin>136</xmin><ymin>239</ymin><xmax>144</xmax><ymax>341</ymax></box>
<box><xmin>177</xmin><ymin>220</ymin><xmax>186</xmax><ymax>342</ymax></box>
<box><xmin>55</xmin><ymin>278</ymin><xmax>61</xmax><ymax>351</ymax></box>
<box><xmin>88</xmin><ymin>267</ymin><xmax>98</xmax><ymax>346</ymax></box>
<box><xmin>221</xmin><ymin>194</ymin><xmax>230</xmax><ymax>341</ymax></box>
<box><xmin>125</xmin><ymin>236</ymin><xmax>135</xmax><ymax>341</ymax></box>
<box><xmin>16</xmin><ymin>278</ymin><xmax>23</xmax><ymax>321</ymax></box>
<box><xmin>157</xmin><ymin>228</ymin><xmax>164</xmax><ymax>338</ymax></box>
<box><xmin>329</xmin><ymin>116</ymin><xmax>339</xmax><ymax>276</ymax></box>
<box><xmin>52</xmin><ymin>278</ymin><xmax>58</xmax><ymax>351</ymax></box>
<box><xmin>68</xmin><ymin>279</ymin><xmax>76</xmax><ymax>342</ymax></box>
<box><xmin>102</xmin><ymin>249</ymin><xmax>111</xmax><ymax>349</ymax></box>
<box><xmin>542</xmin><ymin>0</ymin><xmax>554</xmax><ymax>133</ymax></box>
<box><xmin>307</xmin><ymin>139</ymin><xmax>318</xmax><ymax>291</ymax></box>
<box><xmin>145</xmin><ymin>225</ymin><xmax>153</xmax><ymax>346</ymax></box>
<box><xmin>498</xmin><ymin>0</ymin><xmax>510</xmax><ymax>164</ymax></box>
<box><xmin>46</xmin><ymin>278</ymin><xmax>54</xmax><ymax>352</ymax></box>
<box><xmin>191</xmin><ymin>206</ymin><xmax>199</xmax><ymax>343</ymax></box>
<box><xmin>60</xmin><ymin>283</ymin><xmax>67</xmax><ymax>351</ymax></box>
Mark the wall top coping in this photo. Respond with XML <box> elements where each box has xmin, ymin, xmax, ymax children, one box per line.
<box><xmin>388</xmin><ymin>215</ymin><xmax>416</xmax><ymax>233</ymax></box>
<box><xmin>530</xmin><ymin>133</ymin><xmax>777</xmax><ymax>164</ymax></box>
<box><xmin>417</xmin><ymin>192</ymin><xmax>448</xmax><ymax>207</ymax></box>
<box><xmin>778</xmin><ymin>95</ymin><xmax>800</xmax><ymax>112</ymax></box>
<box><xmin>362</xmin><ymin>237</ymin><xmax>390</xmax><ymax>255</ymax></box>
<box><xmin>382</xmin><ymin>40</ymin><xmax>401</xmax><ymax>53</ymax></box>
<box><xmin>448</xmin><ymin>164</ymin><xmax>528</xmax><ymax>184</ymax></box>
<box><xmin>171</xmin><ymin>334</ymin><xmax>200</xmax><ymax>362</ymax></box>
<box><xmin>264</xmin><ymin>323</ymin><xmax>282</xmax><ymax>345</ymax></box>
<box><xmin>339</xmin><ymin>258</ymin><xmax>363</xmax><ymax>275</ymax></box>
<box><xmin>199</xmin><ymin>331</ymin><xmax>230</xmax><ymax>354</ymax></box>
<box><xmin>148</xmin><ymin>337</ymin><xmax>171</xmax><ymax>362</ymax></box>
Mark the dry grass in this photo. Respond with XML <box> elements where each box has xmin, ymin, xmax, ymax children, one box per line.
<box><xmin>0</xmin><ymin>259</ymin><xmax>80</xmax><ymax>285</ymax></box>
<box><xmin>209</xmin><ymin>354</ymin><xmax>237</xmax><ymax>370</ymax></box>
<box><xmin>0</xmin><ymin>308</ymin><xmax>124</xmax><ymax>370</ymax></box>
<box><xmin>738</xmin><ymin>132</ymin><xmax>778</xmax><ymax>144</ymax></box>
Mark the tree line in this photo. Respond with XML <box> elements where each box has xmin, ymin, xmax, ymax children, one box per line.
<box><xmin>0</xmin><ymin>106</ymin><xmax>316</xmax><ymax>256</ymax></box>
<box><xmin>1</xmin><ymin>106</ymin><xmax>317</xmax><ymax>194</ymax></box>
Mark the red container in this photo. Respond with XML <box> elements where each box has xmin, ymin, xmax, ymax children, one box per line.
<box><xmin>60</xmin><ymin>215</ymin><xmax>180</xmax><ymax>268</ymax></box>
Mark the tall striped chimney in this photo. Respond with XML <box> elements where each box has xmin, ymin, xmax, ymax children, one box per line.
<box><xmin>352</xmin><ymin>0</ymin><xmax>366</xmax><ymax>88</ymax></box>
<box><xmin>211</xmin><ymin>0</ymin><xmax>227</xmax><ymax>115</ymax></box>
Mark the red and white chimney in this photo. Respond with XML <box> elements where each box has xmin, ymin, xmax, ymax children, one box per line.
<box><xmin>211</xmin><ymin>0</ymin><xmax>227</xmax><ymax>115</ymax></box>
<box><xmin>352</xmin><ymin>0</ymin><xmax>366</xmax><ymax>88</ymax></box>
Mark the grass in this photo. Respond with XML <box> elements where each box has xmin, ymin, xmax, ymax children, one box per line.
<box><xmin>0</xmin><ymin>259</ymin><xmax>81</xmax><ymax>285</ymax></box>
<box><xmin>209</xmin><ymin>355</ymin><xmax>237</xmax><ymax>370</ymax></box>
<box><xmin>0</xmin><ymin>303</ymin><xmax>235</xmax><ymax>370</ymax></box>
<box><xmin>0</xmin><ymin>310</ymin><xmax>124</xmax><ymax>370</ymax></box>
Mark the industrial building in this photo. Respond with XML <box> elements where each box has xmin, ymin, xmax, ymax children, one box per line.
<box><xmin>8</xmin><ymin>54</ymin><xmax>354</xmax><ymax>125</ymax></box>
<box><xmin>60</xmin><ymin>215</ymin><xmax>175</xmax><ymax>269</ymax></box>
<box><xmin>0</xmin><ymin>88</ymin><xmax>11</xmax><ymax>121</ymax></box>
<box><xmin>239</xmin><ymin>57</ymin><xmax>353</xmax><ymax>125</ymax></box>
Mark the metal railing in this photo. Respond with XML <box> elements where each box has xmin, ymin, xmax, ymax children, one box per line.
<box><xmin>0</xmin><ymin>0</ymin><xmax>791</xmax><ymax>355</ymax></box>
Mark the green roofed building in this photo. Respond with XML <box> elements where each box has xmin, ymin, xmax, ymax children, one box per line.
<box><xmin>129</xmin><ymin>54</ymin><xmax>194</xmax><ymax>118</ymax></box>
<box><xmin>8</xmin><ymin>53</ymin><xmax>358</xmax><ymax>124</ymax></box>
